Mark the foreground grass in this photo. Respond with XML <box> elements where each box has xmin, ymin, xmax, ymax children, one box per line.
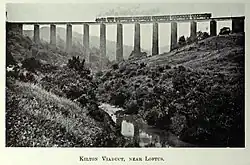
<box><xmin>6</xmin><ymin>81</ymin><xmax>102</xmax><ymax>147</ymax></box>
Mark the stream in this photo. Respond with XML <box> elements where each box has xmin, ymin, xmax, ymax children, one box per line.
<box><xmin>99</xmin><ymin>103</ymin><xmax>174</xmax><ymax>147</ymax></box>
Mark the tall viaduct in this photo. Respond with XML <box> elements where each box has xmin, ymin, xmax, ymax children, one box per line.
<box><xmin>6</xmin><ymin>14</ymin><xmax>245</xmax><ymax>64</ymax></box>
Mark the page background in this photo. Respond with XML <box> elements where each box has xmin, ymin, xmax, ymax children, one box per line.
<box><xmin>1</xmin><ymin>1</ymin><xmax>249</xmax><ymax>165</ymax></box>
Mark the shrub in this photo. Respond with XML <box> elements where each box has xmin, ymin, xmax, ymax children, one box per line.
<box><xmin>178</xmin><ymin>36</ymin><xmax>186</xmax><ymax>47</ymax></box>
<box><xmin>219</xmin><ymin>27</ymin><xmax>231</xmax><ymax>35</ymax></box>
<box><xmin>6</xmin><ymin>51</ymin><xmax>17</xmax><ymax>66</ymax></box>
<box><xmin>21</xmin><ymin>57</ymin><xmax>41</xmax><ymax>72</ymax></box>
<box><xmin>112</xmin><ymin>63</ymin><xmax>119</xmax><ymax>70</ymax></box>
<box><xmin>125</xmin><ymin>100</ymin><xmax>139</xmax><ymax>114</ymax></box>
<box><xmin>110</xmin><ymin>90</ymin><xmax>128</xmax><ymax>107</ymax></box>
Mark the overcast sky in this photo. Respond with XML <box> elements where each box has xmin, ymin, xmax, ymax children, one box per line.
<box><xmin>6</xmin><ymin>3</ymin><xmax>245</xmax><ymax>53</ymax></box>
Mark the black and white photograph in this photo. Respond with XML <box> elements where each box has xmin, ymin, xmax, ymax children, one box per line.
<box><xmin>5</xmin><ymin>3</ymin><xmax>245</xmax><ymax>148</ymax></box>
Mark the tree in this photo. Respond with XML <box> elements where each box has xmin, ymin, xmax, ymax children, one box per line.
<box><xmin>197</xmin><ymin>31</ymin><xmax>210</xmax><ymax>40</ymax></box>
<box><xmin>178</xmin><ymin>36</ymin><xmax>186</xmax><ymax>47</ymax></box>
<box><xmin>186</xmin><ymin>36</ymin><xmax>192</xmax><ymax>45</ymax></box>
<box><xmin>219</xmin><ymin>27</ymin><xmax>231</xmax><ymax>35</ymax></box>
<box><xmin>203</xmin><ymin>32</ymin><xmax>209</xmax><ymax>38</ymax></box>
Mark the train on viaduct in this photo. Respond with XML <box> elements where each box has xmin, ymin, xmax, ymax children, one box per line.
<box><xmin>95</xmin><ymin>13</ymin><xmax>212</xmax><ymax>23</ymax></box>
<box><xmin>6</xmin><ymin>13</ymin><xmax>244</xmax><ymax>67</ymax></box>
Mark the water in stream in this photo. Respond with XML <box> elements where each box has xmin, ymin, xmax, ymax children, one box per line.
<box><xmin>99</xmin><ymin>103</ymin><xmax>172</xmax><ymax>147</ymax></box>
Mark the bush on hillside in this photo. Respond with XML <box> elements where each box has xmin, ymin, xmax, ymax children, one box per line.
<box><xmin>219</xmin><ymin>27</ymin><xmax>231</xmax><ymax>35</ymax></box>
<box><xmin>6</xmin><ymin>50</ymin><xmax>17</xmax><ymax>67</ymax></box>
<box><xmin>22</xmin><ymin>57</ymin><xmax>42</xmax><ymax>72</ymax></box>
<box><xmin>197</xmin><ymin>31</ymin><xmax>209</xmax><ymax>40</ymax></box>
<box><xmin>175</xmin><ymin>31</ymin><xmax>210</xmax><ymax>50</ymax></box>
<box><xmin>128</xmin><ymin>51</ymin><xmax>147</xmax><ymax>60</ymax></box>
<box><xmin>178</xmin><ymin>36</ymin><xmax>186</xmax><ymax>47</ymax></box>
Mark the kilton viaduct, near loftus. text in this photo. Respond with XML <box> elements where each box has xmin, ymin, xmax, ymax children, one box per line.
<box><xmin>6</xmin><ymin>13</ymin><xmax>244</xmax><ymax>63</ymax></box>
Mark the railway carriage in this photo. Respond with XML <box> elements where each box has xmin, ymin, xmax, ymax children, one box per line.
<box><xmin>152</xmin><ymin>15</ymin><xmax>170</xmax><ymax>21</ymax></box>
<box><xmin>171</xmin><ymin>14</ymin><xmax>191</xmax><ymax>21</ymax></box>
<box><xmin>115</xmin><ymin>17</ymin><xmax>133</xmax><ymax>22</ymax></box>
<box><xmin>139</xmin><ymin>16</ymin><xmax>151</xmax><ymax>22</ymax></box>
<box><xmin>107</xmin><ymin>17</ymin><xmax>115</xmax><ymax>22</ymax></box>
<box><xmin>125</xmin><ymin>17</ymin><xmax>134</xmax><ymax>22</ymax></box>
<box><xmin>191</xmin><ymin>13</ymin><xmax>212</xmax><ymax>20</ymax></box>
<box><xmin>132</xmin><ymin>16</ymin><xmax>141</xmax><ymax>22</ymax></box>
<box><xmin>95</xmin><ymin>13</ymin><xmax>212</xmax><ymax>23</ymax></box>
<box><xmin>95</xmin><ymin>17</ymin><xmax>106</xmax><ymax>23</ymax></box>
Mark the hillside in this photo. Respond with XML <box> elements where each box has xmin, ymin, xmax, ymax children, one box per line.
<box><xmin>6</xmin><ymin>30</ymin><xmax>124</xmax><ymax>147</ymax></box>
<box><xmin>7</xmin><ymin>30</ymin><xmax>71</xmax><ymax>65</ymax></box>
<box><xmin>6</xmin><ymin>25</ymin><xmax>245</xmax><ymax>147</ymax></box>
<box><xmin>23</xmin><ymin>27</ymin><xmax>150</xmax><ymax>61</ymax></box>
<box><xmin>6</xmin><ymin>81</ymin><xmax>102</xmax><ymax>147</ymax></box>
<box><xmin>139</xmin><ymin>33</ymin><xmax>244</xmax><ymax>71</ymax></box>
<box><xmin>96</xmin><ymin>33</ymin><xmax>244</xmax><ymax>147</ymax></box>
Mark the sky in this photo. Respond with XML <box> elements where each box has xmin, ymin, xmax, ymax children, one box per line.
<box><xmin>6</xmin><ymin>3</ymin><xmax>245</xmax><ymax>53</ymax></box>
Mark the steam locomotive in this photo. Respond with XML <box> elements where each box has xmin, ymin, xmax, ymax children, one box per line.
<box><xmin>95</xmin><ymin>13</ymin><xmax>212</xmax><ymax>23</ymax></box>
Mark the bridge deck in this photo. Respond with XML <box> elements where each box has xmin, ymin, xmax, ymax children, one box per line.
<box><xmin>6</xmin><ymin>16</ymin><xmax>244</xmax><ymax>25</ymax></box>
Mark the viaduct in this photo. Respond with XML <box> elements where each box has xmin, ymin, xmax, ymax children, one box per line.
<box><xmin>6</xmin><ymin>14</ymin><xmax>245</xmax><ymax>64</ymax></box>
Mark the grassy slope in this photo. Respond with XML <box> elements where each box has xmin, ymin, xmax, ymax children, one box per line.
<box><xmin>140</xmin><ymin>34</ymin><xmax>244</xmax><ymax>73</ymax></box>
<box><xmin>6</xmin><ymin>81</ymin><xmax>103</xmax><ymax>147</ymax></box>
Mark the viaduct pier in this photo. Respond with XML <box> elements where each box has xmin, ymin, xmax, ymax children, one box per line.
<box><xmin>6</xmin><ymin>14</ymin><xmax>245</xmax><ymax>64</ymax></box>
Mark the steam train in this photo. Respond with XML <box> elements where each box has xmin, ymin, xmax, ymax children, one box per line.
<box><xmin>95</xmin><ymin>13</ymin><xmax>212</xmax><ymax>23</ymax></box>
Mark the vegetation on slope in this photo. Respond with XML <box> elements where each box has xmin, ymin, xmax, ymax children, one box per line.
<box><xmin>6</xmin><ymin>26</ymin><xmax>245</xmax><ymax>147</ymax></box>
<box><xmin>96</xmin><ymin>33</ymin><xmax>244</xmax><ymax>147</ymax></box>
<box><xmin>6</xmin><ymin>81</ymin><xmax>103</xmax><ymax>147</ymax></box>
<box><xmin>6</xmin><ymin>30</ymin><xmax>124</xmax><ymax>147</ymax></box>
<box><xmin>7</xmin><ymin>30</ymin><xmax>70</xmax><ymax>66</ymax></box>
